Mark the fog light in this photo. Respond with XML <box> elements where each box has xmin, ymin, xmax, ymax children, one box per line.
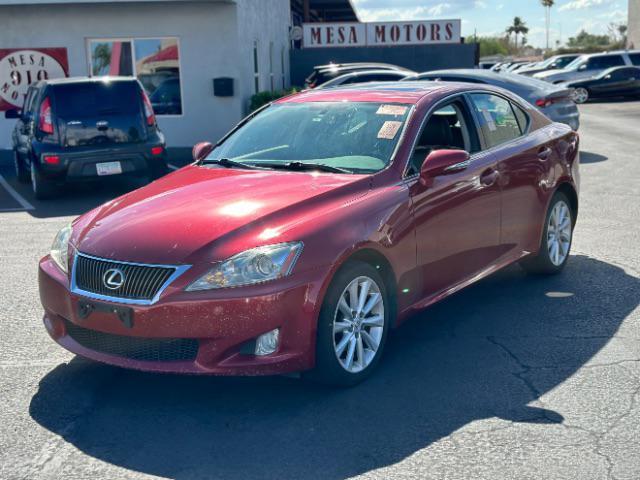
<box><xmin>255</xmin><ymin>328</ymin><xmax>279</xmax><ymax>356</ymax></box>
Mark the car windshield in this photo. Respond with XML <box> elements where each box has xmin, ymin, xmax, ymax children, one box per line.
<box><xmin>565</xmin><ymin>56</ymin><xmax>587</xmax><ymax>70</ymax></box>
<box><xmin>207</xmin><ymin>102</ymin><xmax>412</xmax><ymax>174</ymax></box>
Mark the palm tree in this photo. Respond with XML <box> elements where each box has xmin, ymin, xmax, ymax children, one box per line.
<box><xmin>507</xmin><ymin>17</ymin><xmax>529</xmax><ymax>50</ymax></box>
<box><xmin>541</xmin><ymin>0</ymin><xmax>555</xmax><ymax>50</ymax></box>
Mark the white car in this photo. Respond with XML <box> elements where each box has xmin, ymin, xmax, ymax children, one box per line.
<box><xmin>534</xmin><ymin>51</ymin><xmax>640</xmax><ymax>84</ymax></box>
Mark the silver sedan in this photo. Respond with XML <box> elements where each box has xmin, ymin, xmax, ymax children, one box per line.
<box><xmin>403</xmin><ymin>69</ymin><xmax>580</xmax><ymax>131</ymax></box>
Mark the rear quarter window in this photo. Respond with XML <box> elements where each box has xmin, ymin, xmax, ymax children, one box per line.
<box><xmin>53</xmin><ymin>82</ymin><xmax>140</xmax><ymax>118</ymax></box>
<box><xmin>629</xmin><ymin>53</ymin><xmax>640</xmax><ymax>66</ymax></box>
<box><xmin>469</xmin><ymin>93</ymin><xmax>523</xmax><ymax>148</ymax></box>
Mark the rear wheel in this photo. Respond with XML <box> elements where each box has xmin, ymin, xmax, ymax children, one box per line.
<box><xmin>14</xmin><ymin>151</ymin><xmax>29</xmax><ymax>183</ymax></box>
<box><xmin>520</xmin><ymin>192</ymin><xmax>573</xmax><ymax>274</ymax></box>
<box><xmin>31</xmin><ymin>164</ymin><xmax>58</xmax><ymax>200</ymax></box>
<box><xmin>311</xmin><ymin>261</ymin><xmax>389</xmax><ymax>387</ymax></box>
<box><xmin>572</xmin><ymin>87</ymin><xmax>589</xmax><ymax>104</ymax></box>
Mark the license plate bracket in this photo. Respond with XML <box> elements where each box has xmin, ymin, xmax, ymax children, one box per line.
<box><xmin>77</xmin><ymin>299</ymin><xmax>134</xmax><ymax>328</ymax></box>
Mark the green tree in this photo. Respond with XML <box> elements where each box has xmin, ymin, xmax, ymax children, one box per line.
<box><xmin>473</xmin><ymin>36</ymin><xmax>510</xmax><ymax>57</ymax></box>
<box><xmin>541</xmin><ymin>0</ymin><xmax>554</xmax><ymax>50</ymax></box>
<box><xmin>91</xmin><ymin>43</ymin><xmax>112</xmax><ymax>76</ymax></box>
<box><xmin>506</xmin><ymin>17</ymin><xmax>529</xmax><ymax>50</ymax></box>
<box><xmin>567</xmin><ymin>30</ymin><xmax>611</xmax><ymax>49</ymax></box>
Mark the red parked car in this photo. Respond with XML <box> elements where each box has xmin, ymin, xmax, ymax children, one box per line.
<box><xmin>39</xmin><ymin>82</ymin><xmax>580</xmax><ymax>385</ymax></box>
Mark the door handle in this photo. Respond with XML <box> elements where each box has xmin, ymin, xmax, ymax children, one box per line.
<box><xmin>480</xmin><ymin>168</ymin><xmax>499</xmax><ymax>186</ymax></box>
<box><xmin>538</xmin><ymin>146</ymin><xmax>552</xmax><ymax>161</ymax></box>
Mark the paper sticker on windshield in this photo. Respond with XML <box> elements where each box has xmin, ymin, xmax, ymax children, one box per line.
<box><xmin>377</xmin><ymin>105</ymin><xmax>408</xmax><ymax>116</ymax></box>
<box><xmin>377</xmin><ymin>121</ymin><xmax>403</xmax><ymax>140</ymax></box>
<box><xmin>481</xmin><ymin>109</ymin><xmax>497</xmax><ymax>131</ymax></box>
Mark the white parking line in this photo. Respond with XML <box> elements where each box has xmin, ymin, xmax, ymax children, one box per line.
<box><xmin>0</xmin><ymin>173</ymin><xmax>34</xmax><ymax>211</ymax></box>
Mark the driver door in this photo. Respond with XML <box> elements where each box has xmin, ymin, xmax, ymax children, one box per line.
<box><xmin>408</xmin><ymin>96</ymin><xmax>502</xmax><ymax>301</ymax></box>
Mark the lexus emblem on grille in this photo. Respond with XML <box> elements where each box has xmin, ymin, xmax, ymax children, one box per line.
<box><xmin>103</xmin><ymin>268</ymin><xmax>125</xmax><ymax>290</ymax></box>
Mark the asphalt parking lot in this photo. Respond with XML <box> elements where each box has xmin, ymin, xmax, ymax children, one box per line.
<box><xmin>0</xmin><ymin>100</ymin><xmax>639</xmax><ymax>480</ymax></box>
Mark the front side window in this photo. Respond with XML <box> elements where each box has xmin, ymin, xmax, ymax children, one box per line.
<box><xmin>469</xmin><ymin>93</ymin><xmax>522</xmax><ymax>148</ymax></box>
<box><xmin>88</xmin><ymin>38</ymin><xmax>182</xmax><ymax>115</ymax></box>
<box><xmin>208</xmin><ymin>102</ymin><xmax>411</xmax><ymax>174</ymax></box>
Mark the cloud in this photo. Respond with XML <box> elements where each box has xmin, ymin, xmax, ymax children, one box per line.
<box><xmin>558</xmin><ymin>0</ymin><xmax>610</xmax><ymax>12</ymax></box>
<box><xmin>354</xmin><ymin>3</ymin><xmax>454</xmax><ymax>22</ymax></box>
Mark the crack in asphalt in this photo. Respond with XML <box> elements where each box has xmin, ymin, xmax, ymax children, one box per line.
<box><xmin>486</xmin><ymin>336</ymin><xmax>640</xmax><ymax>480</ymax></box>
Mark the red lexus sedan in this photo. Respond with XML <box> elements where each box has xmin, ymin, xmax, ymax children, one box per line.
<box><xmin>39</xmin><ymin>82</ymin><xmax>579</xmax><ymax>385</ymax></box>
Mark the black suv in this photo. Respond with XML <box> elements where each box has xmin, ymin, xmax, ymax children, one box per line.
<box><xmin>6</xmin><ymin>77</ymin><xmax>168</xmax><ymax>199</ymax></box>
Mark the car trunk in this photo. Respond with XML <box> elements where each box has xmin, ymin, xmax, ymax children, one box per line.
<box><xmin>53</xmin><ymin>82</ymin><xmax>148</xmax><ymax>148</ymax></box>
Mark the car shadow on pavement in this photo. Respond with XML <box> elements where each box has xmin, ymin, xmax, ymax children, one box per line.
<box><xmin>29</xmin><ymin>255</ymin><xmax>639</xmax><ymax>480</ymax></box>
<box><xmin>580</xmin><ymin>151</ymin><xmax>608</xmax><ymax>164</ymax></box>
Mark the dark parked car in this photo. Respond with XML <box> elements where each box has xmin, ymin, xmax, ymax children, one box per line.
<box><xmin>316</xmin><ymin>69</ymin><xmax>417</xmax><ymax>89</ymax></box>
<box><xmin>39</xmin><ymin>82</ymin><xmax>579</xmax><ymax>385</ymax></box>
<box><xmin>6</xmin><ymin>77</ymin><xmax>168</xmax><ymax>199</ymax></box>
<box><xmin>304</xmin><ymin>63</ymin><xmax>411</xmax><ymax>88</ymax></box>
<box><xmin>564</xmin><ymin>66</ymin><xmax>640</xmax><ymax>104</ymax></box>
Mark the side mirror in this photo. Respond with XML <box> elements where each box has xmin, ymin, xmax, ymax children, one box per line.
<box><xmin>578</xmin><ymin>65</ymin><xmax>587</xmax><ymax>71</ymax></box>
<box><xmin>420</xmin><ymin>149</ymin><xmax>470</xmax><ymax>186</ymax></box>
<box><xmin>4</xmin><ymin>109</ymin><xmax>21</xmax><ymax>119</ymax></box>
<box><xmin>192</xmin><ymin>141</ymin><xmax>214</xmax><ymax>162</ymax></box>
<box><xmin>604</xmin><ymin>74</ymin><xmax>612</xmax><ymax>80</ymax></box>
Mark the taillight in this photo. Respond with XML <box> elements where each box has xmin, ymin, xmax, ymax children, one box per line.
<box><xmin>535</xmin><ymin>98</ymin><xmax>551</xmax><ymax>108</ymax></box>
<box><xmin>39</xmin><ymin>97</ymin><xmax>54</xmax><ymax>134</ymax></box>
<box><xmin>42</xmin><ymin>155</ymin><xmax>60</xmax><ymax>165</ymax></box>
<box><xmin>151</xmin><ymin>146</ymin><xmax>164</xmax><ymax>156</ymax></box>
<box><xmin>141</xmin><ymin>90</ymin><xmax>156</xmax><ymax>126</ymax></box>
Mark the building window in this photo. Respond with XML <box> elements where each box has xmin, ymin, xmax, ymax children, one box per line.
<box><xmin>253</xmin><ymin>41</ymin><xmax>260</xmax><ymax>94</ymax></box>
<box><xmin>281</xmin><ymin>45</ymin><xmax>286</xmax><ymax>90</ymax></box>
<box><xmin>88</xmin><ymin>37</ymin><xmax>183</xmax><ymax>115</ymax></box>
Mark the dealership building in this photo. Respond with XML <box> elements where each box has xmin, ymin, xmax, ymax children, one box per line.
<box><xmin>0</xmin><ymin>0</ymin><xmax>475</xmax><ymax>156</ymax></box>
<box><xmin>630</xmin><ymin>0</ymin><xmax>640</xmax><ymax>49</ymax></box>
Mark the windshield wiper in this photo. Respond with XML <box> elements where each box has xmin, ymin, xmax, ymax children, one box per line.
<box><xmin>269</xmin><ymin>161</ymin><xmax>352</xmax><ymax>174</ymax></box>
<box><xmin>199</xmin><ymin>158</ymin><xmax>268</xmax><ymax>170</ymax></box>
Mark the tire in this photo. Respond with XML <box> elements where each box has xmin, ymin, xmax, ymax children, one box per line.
<box><xmin>14</xmin><ymin>151</ymin><xmax>29</xmax><ymax>183</ymax></box>
<box><xmin>520</xmin><ymin>192</ymin><xmax>574</xmax><ymax>275</ymax></box>
<box><xmin>572</xmin><ymin>87</ymin><xmax>589</xmax><ymax>104</ymax></box>
<box><xmin>31</xmin><ymin>164</ymin><xmax>59</xmax><ymax>200</ymax></box>
<box><xmin>310</xmin><ymin>261</ymin><xmax>390</xmax><ymax>387</ymax></box>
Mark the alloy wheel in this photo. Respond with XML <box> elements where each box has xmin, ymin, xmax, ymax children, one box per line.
<box><xmin>547</xmin><ymin>200</ymin><xmax>572</xmax><ymax>266</ymax></box>
<box><xmin>573</xmin><ymin>87</ymin><xmax>589</xmax><ymax>104</ymax></box>
<box><xmin>332</xmin><ymin>275</ymin><xmax>385</xmax><ymax>374</ymax></box>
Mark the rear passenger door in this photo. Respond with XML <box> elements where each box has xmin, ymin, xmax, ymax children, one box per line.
<box><xmin>468</xmin><ymin>93</ymin><xmax>552</xmax><ymax>258</ymax></box>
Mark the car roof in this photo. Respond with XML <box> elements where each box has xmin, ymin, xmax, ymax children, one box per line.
<box><xmin>277</xmin><ymin>81</ymin><xmax>470</xmax><ymax>105</ymax></box>
<box><xmin>343</xmin><ymin>69</ymin><xmax>413</xmax><ymax>77</ymax></box>
<box><xmin>38</xmin><ymin>76</ymin><xmax>139</xmax><ymax>86</ymax></box>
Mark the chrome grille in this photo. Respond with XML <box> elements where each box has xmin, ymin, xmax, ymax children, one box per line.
<box><xmin>73</xmin><ymin>253</ymin><xmax>180</xmax><ymax>303</ymax></box>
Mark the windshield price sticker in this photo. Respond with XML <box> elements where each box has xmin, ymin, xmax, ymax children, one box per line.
<box><xmin>377</xmin><ymin>105</ymin><xmax>408</xmax><ymax>116</ymax></box>
<box><xmin>377</xmin><ymin>121</ymin><xmax>403</xmax><ymax>139</ymax></box>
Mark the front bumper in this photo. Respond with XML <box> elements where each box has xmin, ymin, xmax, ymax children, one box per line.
<box><xmin>39</xmin><ymin>255</ymin><xmax>328</xmax><ymax>375</ymax></box>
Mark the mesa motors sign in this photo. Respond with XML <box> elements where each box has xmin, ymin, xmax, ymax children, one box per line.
<box><xmin>303</xmin><ymin>20</ymin><xmax>461</xmax><ymax>48</ymax></box>
<box><xmin>0</xmin><ymin>48</ymin><xmax>69</xmax><ymax>111</ymax></box>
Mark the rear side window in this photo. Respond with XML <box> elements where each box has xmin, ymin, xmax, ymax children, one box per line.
<box><xmin>629</xmin><ymin>53</ymin><xmax>640</xmax><ymax>66</ymax></box>
<box><xmin>588</xmin><ymin>55</ymin><xmax>625</xmax><ymax>69</ymax></box>
<box><xmin>53</xmin><ymin>82</ymin><xmax>140</xmax><ymax>118</ymax></box>
<box><xmin>469</xmin><ymin>93</ymin><xmax>523</xmax><ymax>148</ymax></box>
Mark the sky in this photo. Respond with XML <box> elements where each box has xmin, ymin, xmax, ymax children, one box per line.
<box><xmin>350</xmin><ymin>0</ymin><xmax>629</xmax><ymax>48</ymax></box>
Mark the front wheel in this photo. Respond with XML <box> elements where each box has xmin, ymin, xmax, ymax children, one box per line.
<box><xmin>311</xmin><ymin>261</ymin><xmax>390</xmax><ymax>386</ymax></box>
<box><xmin>572</xmin><ymin>87</ymin><xmax>589</xmax><ymax>104</ymax></box>
<box><xmin>520</xmin><ymin>192</ymin><xmax>574</xmax><ymax>274</ymax></box>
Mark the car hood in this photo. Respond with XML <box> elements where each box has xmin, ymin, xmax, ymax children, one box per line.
<box><xmin>73</xmin><ymin>165</ymin><xmax>369</xmax><ymax>264</ymax></box>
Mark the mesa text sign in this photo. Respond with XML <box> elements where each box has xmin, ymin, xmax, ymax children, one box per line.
<box><xmin>302</xmin><ymin>20</ymin><xmax>461</xmax><ymax>48</ymax></box>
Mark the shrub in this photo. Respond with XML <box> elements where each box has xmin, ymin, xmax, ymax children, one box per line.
<box><xmin>249</xmin><ymin>88</ymin><xmax>299</xmax><ymax>112</ymax></box>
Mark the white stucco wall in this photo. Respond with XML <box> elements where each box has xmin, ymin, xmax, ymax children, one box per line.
<box><xmin>630</xmin><ymin>0</ymin><xmax>640</xmax><ymax>49</ymax></box>
<box><xmin>236</xmin><ymin>0</ymin><xmax>291</xmax><ymax>110</ymax></box>
<box><xmin>0</xmin><ymin>0</ymin><xmax>290</xmax><ymax>151</ymax></box>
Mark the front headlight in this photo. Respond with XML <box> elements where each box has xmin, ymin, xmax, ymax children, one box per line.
<box><xmin>186</xmin><ymin>242</ymin><xmax>303</xmax><ymax>291</ymax></box>
<box><xmin>50</xmin><ymin>223</ymin><xmax>72</xmax><ymax>273</ymax></box>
